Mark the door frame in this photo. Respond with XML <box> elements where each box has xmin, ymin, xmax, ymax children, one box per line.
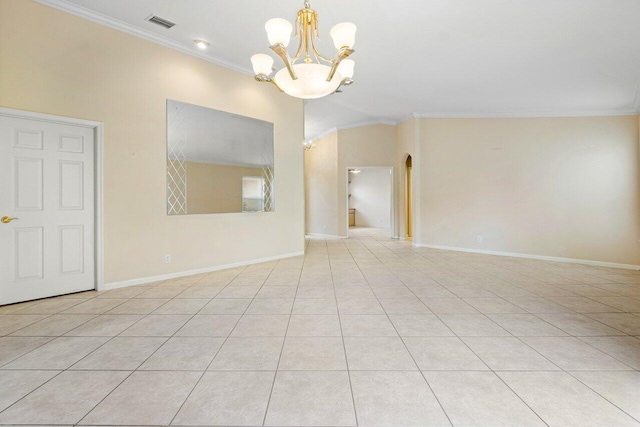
<box><xmin>345</xmin><ymin>166</ymin><xmax>394</xmax><ymax>238</ymax></box>
<box><xmin>0</xmin><ymin>107</ymin><xmax>105</xmax><ymax>292</ymax></box>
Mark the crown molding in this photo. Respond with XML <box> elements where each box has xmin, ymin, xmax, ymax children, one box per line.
<box><xmin>412</xmin><ymin>109</ymin><xmax>639</xmax><ymax>119</ymax></box>
<box><xmin>32</xmin><ymin>0</ymin><xmax>253</xmax><ymax>76</ymax></box>
<box><xmin>309</xmin><ymin>127</ymin><xmax>338</xmax><ymax>142</ymax></box>
<box><xmin>309</xmin><ymin>120</ymin><xmax>398</xmax><ymax>142</ymax></box>
<box><xmin>338</xmin><ymin>120</ymin><xmax>397</xmax><ymax>131</ymax></box>
<box><xmin>396</xmin><ymin>113</ymin><xmax>420</xmax><ymax>124</ymax></box>
<box><xmin>309</xmin><ymin>107</ymin><xmax>640</xmax><ymax>142</ymax></box>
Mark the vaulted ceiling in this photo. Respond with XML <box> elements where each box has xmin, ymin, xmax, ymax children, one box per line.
<box><xmin>36</xmin><ymin>0</ymin><xmax>640</xmax><ymax>140</ymax></box>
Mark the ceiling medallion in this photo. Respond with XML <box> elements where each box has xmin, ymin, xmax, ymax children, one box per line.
<box><xmin>251</xmin><ymin>1</ymin><xmax>356</xmax><ymax>99</ymax></box>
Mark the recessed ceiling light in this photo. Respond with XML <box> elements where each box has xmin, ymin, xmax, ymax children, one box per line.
<box><xmin>194</xmin><ymin>39</ymin><xmax>210</xmax><ymax>50</ymax></box>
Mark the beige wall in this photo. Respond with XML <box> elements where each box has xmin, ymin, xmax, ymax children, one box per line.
<box><xmin>185</xmin><ymin>162</ymin><xmax>263</xmax><ymax>214</ymax></box>
<box><xmin>305</xmin><ymin>125</ymin><xmax>397</xmax><ymax>237</ymax></box>
<box><xmin>304</xmin><ymin>132</ymin><xmax>339</xmax><ymax>235</ymax></box>
<box><xmin>419</xmin><ymin>116</ymin><xmax>640</xmax><ymax>265</ymax></box>
<box><xmin>337</xmin><ymin>125</ymin><xmax>397</xmax><ymax>236</ymax></box>
<box><xmin>0</xmin><ymin>0</ymin><xmax>304</xmax><ymax>284</ymax></box>
<box><xmin>306</xmin><ymin>116</ymin><xmax>640</xmax><ymax>266</ymax></box>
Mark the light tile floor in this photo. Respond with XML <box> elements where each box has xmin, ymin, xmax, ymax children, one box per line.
<box><xmin>1</xmin><ymin>227</ymin><xmax>640</xmax><ymax>426</ymax></box>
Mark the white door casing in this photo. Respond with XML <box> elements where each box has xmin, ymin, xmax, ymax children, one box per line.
<box><xmin>0</xmin><ymin>112</ymin><xmax>98</xmax><ymax>305</ymax></box>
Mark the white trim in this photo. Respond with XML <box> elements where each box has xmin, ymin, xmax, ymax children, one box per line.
<box><xmin>103</xmin><ymin>250</ymin><xmax>305</xmax><ymax>291</ymax></box>
<box><xmin>415</xmin><ymin>243</ymin><xmax>640</xmax><ymax>271</ymax></box>
<box><xmin>94</xmin><ymin>124</ymin><xmax>105</xmax><ymax>290</ymax></box>
<box><xmin>397</xmin><ymin>113</ymin><xmax>420</xmax><ymax>124</ymax></box>
<box><xmin>0</xmin><ymin>107</ymin><xmax>102</xmax><ymax>128</ymax></box>
<box><xmin>309</xmin><ymin>120</ymin><xmax>397</xmax><ymax>143</ymax></box>
<box><xmin>337</xmin><ymin>120</ymin><xmax>397</xmax><ymax>132</ymax></box>
<box><xmin>309</xmin><ymin>127</ymin><xmax>337</xmax><ymax>143</ymax></box>
<box><xmin>309</xmin><ymin>110</ymin><xmax>640</xmax><ymax>143</ymax></box>
<box><xmin>32</xmin><ymin>0</ymin><xmax>252</xmax><ymax>76</ymax></box>
<box><xmin>305</xmin><ymin>233</ymin><xmax>346</xmax><ymax>238</ymax></box>
<box><xmin>0</xmin><ymin>107</ymin><xmax>105</xmax><ymax>291</ymax></box>
<box><xmin>411</xmin><ymin>110</ymin><xmax>639</xmax><ymax>119</ymax></box>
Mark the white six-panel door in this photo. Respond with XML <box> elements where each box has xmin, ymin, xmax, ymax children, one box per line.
<box><xmin>0</xmin><ymin>115</ymin><xmax>95</xmax><ymax>305</ymax></box>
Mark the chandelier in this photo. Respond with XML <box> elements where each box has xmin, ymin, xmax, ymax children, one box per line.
<box><xmin>250</xmin><ymin>1</ymin><xmax>356</xmax><ymax>99</ymax></box>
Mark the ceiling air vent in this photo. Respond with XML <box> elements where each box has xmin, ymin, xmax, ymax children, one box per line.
<box><xmin>146</xmin><ymin>15</ymin><xmax>176</xmax><ymax>29</ymax></box>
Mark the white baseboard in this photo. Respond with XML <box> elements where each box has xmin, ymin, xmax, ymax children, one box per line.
<box><xmin>100</xmin><ymin>251</ymin><xmax>305</xmax><ymax>291</ymax></box>
<box><xmin>305</xmin><ymin>233</ymin><xmax>346</xmax><ymax>238</ymax></box>
<box><xmin>415</xmin><ymin>243</ymin><xmax>640</xmax><ymax>271</ymax></box>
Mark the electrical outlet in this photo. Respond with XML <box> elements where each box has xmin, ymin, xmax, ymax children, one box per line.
<box><xmin>477</xmin><ymin>236</ymin><xmax>483</xmax><ymax>243</ymax></box>
<box><xmin>164</xmin><ymin>254</ymin><xmax>171</xmax><ymax>263</ymax></box>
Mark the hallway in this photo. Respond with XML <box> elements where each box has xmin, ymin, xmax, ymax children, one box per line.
<box><xmin>0</xmin><ymin>228</ymin><xmax>639</xmax><ymax>425</ymax></box>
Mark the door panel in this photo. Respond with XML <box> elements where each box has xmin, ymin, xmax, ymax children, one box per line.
<box><xmin>59</xmin><ymin>225</ymin><xmax>84</xmax><ymax>275</ymax></box>
<box><xmin>0</xmin><ymin>115</ymin><xmax>95</xmax><ymax>305</ymax></box>
<box><xmin>15</xmin><ymin>158</ymin><xmax>43</xmax><ymax>210</ymax></box>
<box><xmin>15</xmin><ymin>227</ymin><xmax>44</xmax><ymax>280</ymax></box>
<box><xmin>59</xmin><ymin>161</ymin><xmax>84</xmax><ymax>209</ymax></box>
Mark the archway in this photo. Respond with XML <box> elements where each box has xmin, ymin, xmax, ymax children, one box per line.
<box><xmin>405</xmin><ymin>155</ymin><xmax>413</xmax><ymax>240</ymax></box>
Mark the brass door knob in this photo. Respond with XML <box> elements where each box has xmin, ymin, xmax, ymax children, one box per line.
<box><xmin>1</xmin><ymin>216</ymin><xmax>18</xmax><ymax>224</ymax></box>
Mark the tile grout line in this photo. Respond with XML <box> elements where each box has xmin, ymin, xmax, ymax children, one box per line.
<box><xmin>355</xmin><ymin>229</ymin><xmax>638</xmax><ymax>426</ymax></box>
<box><xmin>77</xmin><ymin>269</ymin><xmax>246</xmax><ymax>425</ymax></box>
<box><xmin>0</xmin><ymin>293</ymin><xmax>162</xmax><ymax>420</ymax></box>
<box><xmin>327</xmin><ymin>237</ymin><xmax>360</xmax><ymax>427</ymax></box>
<box><xmin>413</xmin><ymin>238</ymin><xmax>639</xmax><ymax>371</ymax></box>
<box><xmin>564</xmin><ymin>369</ymin><xmax>640</xmax><ymax>424</ymax></box>
<box><xmin>72</xmin><ymin>276</ymin><xmax>220</xmax><ymax>425</ymax></box>
<box><xmin>345</xmin><ymin>231</ymin><xmax>458</xmax><ymax>427</ymax></box>
<box><xmin>2</xmin><ymin>229</ymin><xmax>640</xmax><ymax>425</ymax></box>
<box><xmin>259</xmin><ymin>249</ymin><xmax>306</xmax><ymax>427</ymax></box>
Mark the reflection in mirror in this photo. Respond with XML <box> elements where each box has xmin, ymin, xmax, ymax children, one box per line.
<box><xmin>166</xmin><ymin>100</ymin><xmax>274</xmax><ymax>215</ymax></box>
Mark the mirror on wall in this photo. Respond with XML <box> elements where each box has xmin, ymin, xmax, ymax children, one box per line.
<box><xmin>166</xmin><ymin>100</ymin><xmax>275</xmax><ymax>215</ymax></box>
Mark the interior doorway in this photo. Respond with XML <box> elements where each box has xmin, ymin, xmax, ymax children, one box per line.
<box><xmin>0</xmin><ymin>108</ymin><xmax>104</xmax><ymax>305</ymax></box>
<box><xmin>346</xmin><ymin>166</ymin><xmax>394</xmax><ymax>238</ymax></box>
<box><xmin>405</xmin><ymin>155</ymin><xmax>413</xmax><ymax>240</ymax></box>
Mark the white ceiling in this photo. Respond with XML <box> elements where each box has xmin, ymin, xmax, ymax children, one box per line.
<box><xmin>37</xmin><ymin>0</ymin><xmax>640</xmax><ymax>140</ymax></box>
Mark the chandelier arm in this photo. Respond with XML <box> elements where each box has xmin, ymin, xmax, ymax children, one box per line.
<box><xmin>291</xmin><ymin>12</ymin><xmax>306</xmax><ymax>62</ymax></box>
<box><xmin>270</xmin><ymin>43</ymin><xmax>298</xmax><ymax>80</ymax></box>
<box><xmin>329</xmin><ymin>77</ymin><xmax>352</xmax><ymax>96</ymax></box>
<box><xmin>291</xmin><ymin>35</ymin><xmax>305</xmax><ymax>62</ymax></box>
<box><xmin>254</xmin><ymin>74</ymin><xmax>284</xmax><ymax>93</ymax></box>
<box><xmin>325</xmin><ymin>47</ymin><xmax>354</xmax><ymax>82</ymax></box>
<box><xmin>269</xmin><ymin>79</ymin><xmax>285</xmax><ymax>92</ymax></box>
<box><xmin>309</xmin><ymin>34</ymin><xmax>333</xmax><ymax>63</ymax></box>
<box><xmin>302</xmin><ymin>9</ymin><xmax>313</xmax><ymax>63</ymax></box>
